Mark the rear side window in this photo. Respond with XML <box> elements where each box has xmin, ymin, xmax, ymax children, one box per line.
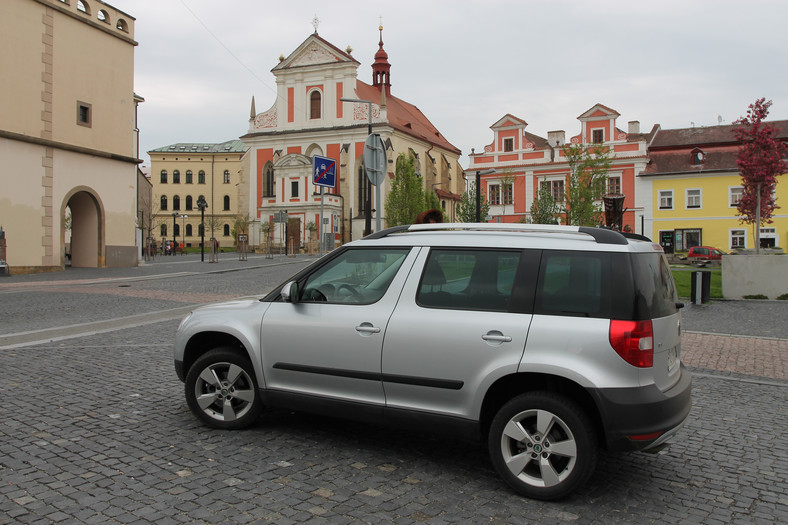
<box><xmin>417</xmin><ymin>249</ymin><xmax>521</xmax><ymax>312</ymax></box>
<box><xmin>536</xmin><ymin>251</ymin><xmax>611</xmax><ymax>318</ymax></box>
<box><xmin>631</xmin><ymin>252</ymin><xmax>679</xmax><ymax>319</ymax></box>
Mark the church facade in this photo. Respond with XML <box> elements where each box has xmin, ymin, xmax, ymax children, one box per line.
<box><xmin>241</xmin><ymin>27</ymin><xmax>463</xmax><ymax>250</ymax></box>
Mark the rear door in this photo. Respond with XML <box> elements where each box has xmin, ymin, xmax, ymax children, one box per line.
<box><xmin>382</xmin><ymin>248</ymin><xmax>538</xmax><ymax>420</ymax></box>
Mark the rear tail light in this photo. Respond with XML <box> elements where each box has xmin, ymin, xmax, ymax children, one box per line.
<box><xmin>609</xmin><ymin>320</ymin><xmax>654</xmax><ymax>368</ymax></box>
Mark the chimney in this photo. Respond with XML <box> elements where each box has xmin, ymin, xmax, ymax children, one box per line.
<box><xmin>628</xmin><ymin>121</ymin><xmax>640</xmax><ymax>135</ymax></box>
<box><xmin>547</xmin><ymin>130</ymin><xmax>565</xmax><ymax>148</ymax></box>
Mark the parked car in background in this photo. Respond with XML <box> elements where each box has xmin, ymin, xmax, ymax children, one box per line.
<box><xmin>687</xmin><ymin>246</ymin><xmax>726</xmax><ymax>260</ymax></box>
<box><xmin>173</xmin><ymin>224</ymin><xmax>692</xmax><ymax>500</ymax></box>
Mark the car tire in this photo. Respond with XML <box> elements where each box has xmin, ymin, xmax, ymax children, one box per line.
<box><xmin>185</xmin><ymin>348</ymin><xmax>263</xmax><ymax>430</ymax></box>
<box><xmin>488</xmin><ymin>391</ymin><xmax>597</xmax><ymax>500</ymax></box>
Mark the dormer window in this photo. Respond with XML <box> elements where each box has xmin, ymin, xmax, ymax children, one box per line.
<box><xmin>503</xmin><ymin>138</ymin><xmax>514</xmax><ymax>152</ymax></box>
<box><xmin>592</xmin><ymin>129</ymin><xmax>604</xmax><ymax>143</ymax></box>
<box><xmin>691</xmin><ymin>148</ymin><xmax>705</xmax><ymax>165</ymax></box>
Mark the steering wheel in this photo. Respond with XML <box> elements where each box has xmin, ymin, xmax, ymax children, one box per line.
<box><xmin>337</xmin><ymin>283</ymin><xmax>363</xmax><ymax>301</ymax></box>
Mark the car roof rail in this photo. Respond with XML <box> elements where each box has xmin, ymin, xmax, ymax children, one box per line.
<box><xmin>362</xmin><ymin>223</ymin><xmax>631</xmax><ymax>245</ymax></box>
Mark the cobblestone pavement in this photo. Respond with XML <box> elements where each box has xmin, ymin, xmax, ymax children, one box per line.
<box><xmin>0</xmin><ymin>259</ymin><xmax>786</xmax><ymax>524</ymax></box>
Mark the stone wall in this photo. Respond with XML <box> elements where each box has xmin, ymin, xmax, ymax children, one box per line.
<box><xmin>722</xmin><ymin>255</ymin><xmax>788</xmax><ymax>299</ymax></box>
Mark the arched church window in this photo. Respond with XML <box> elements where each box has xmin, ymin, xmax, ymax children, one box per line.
<box><xmin>310</xmin><ymin>90</ymin><xmax>321</xmax><ymax>119</ymax></box>
<box><xmin>264</xmin><ymin>163</ymin><xmax>275</xmax><ymax>197</ymax></box>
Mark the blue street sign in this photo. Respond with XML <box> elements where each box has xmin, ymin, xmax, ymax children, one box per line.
<box><xmin>312</xmin><ymin>155</ymin><xmax>337</xmax><ymax>188</ymax></box>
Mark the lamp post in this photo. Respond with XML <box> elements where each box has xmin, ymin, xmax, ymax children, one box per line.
<box><xmin>179</xmin><ymin>214</ymin><xmax>188</xmax><ymax>254</ymax></box>
<box><xmin>340</xmin><ymin>97</ymin><xmax>373</xmax><ymax>236</ymax></box>
<box><xmin>475</xmin><ymin>169</ymin><xmax>497</xmax><ymax>222</ymax></box>
<box><xmin>196</xmin><ymin>196</ymin><xmax>208</xmax><ymax>262</ymax></box>
<box><xmin>171</xmin><ymin>212</ymin><xmax>178</xmax><ymax>255</ymax></box>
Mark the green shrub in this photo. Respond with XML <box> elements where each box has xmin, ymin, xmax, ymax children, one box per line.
<box><xmin>742</xmin><ymin>294</ymin><xmax>768</xmax><ymax>300</ymax></box>
<box><xmin>776</xmin><ymin>293</ymin><xmax>788</xmax><ymax>300</ymax></box>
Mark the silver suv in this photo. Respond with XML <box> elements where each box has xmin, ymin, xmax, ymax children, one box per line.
<box><xmin>174</xmin><ymin>224</ymin><xmax>691</xmax><ymax>500</ymax></box>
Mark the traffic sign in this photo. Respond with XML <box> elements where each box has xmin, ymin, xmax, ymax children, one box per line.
<box><xmin>363</xmin><ymin>133</ymin><xmax>386</xmax><ymax>186</ymax></box>
<box><xmin>312</xmin><ymin>155</ymin><xmax>337</xmax><ymax>188</ymax></box>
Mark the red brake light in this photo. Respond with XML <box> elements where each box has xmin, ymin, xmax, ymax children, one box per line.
<box><xmin>609</xmin><ymin>320</ymin><xmax>654</xmax><ymax>368</ymax></box>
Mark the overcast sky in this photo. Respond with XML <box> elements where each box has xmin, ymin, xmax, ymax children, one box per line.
<box><xmin>110</xmin><ymin>0</ymin><xmax>788</xmax><ymax>169</ymax></box>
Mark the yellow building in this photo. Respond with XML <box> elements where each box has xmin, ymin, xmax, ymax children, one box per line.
<box><xmin>0</xmin><ymin>0</ymin><xmax>140</xmax><ymax>273</ymax></box>
<box><xmin>148</xmin><ymin>141</ymin><xmax>247</xmax><ymax>251</ymax></box>
<box><xmin>640</xmin><ymin>123</ymin><xmax>788</xmax><ymax>252</ymax></box>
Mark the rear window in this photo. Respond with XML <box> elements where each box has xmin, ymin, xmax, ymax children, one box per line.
<box><xmin>630</xmin><ymin>252</ymin><xmax>679</xmax><ymax>319</ymax></box>
<box><xmin>533</xmin><ymin>250</ymin><xmax>679</xmax><ymax>320</ymax></box>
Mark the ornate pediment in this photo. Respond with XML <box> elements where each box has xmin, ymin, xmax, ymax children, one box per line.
<box><xmin>274</xmin><ymin>34</ymin><xmax>359</xmax><ymax>72</ymax></box>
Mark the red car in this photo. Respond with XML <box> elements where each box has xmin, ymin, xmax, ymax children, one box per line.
<box><xmin>687</xmin><ymin>246</ymin><xmax>727</xmax><ymax>260</ymax></box>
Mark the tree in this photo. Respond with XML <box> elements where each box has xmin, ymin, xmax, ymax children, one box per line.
<box><xmin>457</xmin><ymin>184</ymin><xmax>490</xmax><ymax>223</ymax></box>
<box><xmin>561</xmin><ymin>143</ymin><xmax>612</xmax><ymax>226</ymax></box>
<box><xmin>231</xmin><ymin>213</ymin><xmax>252</xmax><ymax>244</ymax></box>
<box><xmin>732</xmin><ymin>98</ymin><xmax>787</xmax><ymax>252</ymax></box>
<box><xmin>425</xmin><ymin>187</ymin><xmax>441</xmax><ymax>211</ymax></box>
<box><xmin>529</xmin><ymin>177</ymin><xmax>561</xmax><ymax>224</ymax></box>
<box><xmin>385</xmin><ymin>153</ymin><xmax>425</xmax><ymax>226</ymax></box>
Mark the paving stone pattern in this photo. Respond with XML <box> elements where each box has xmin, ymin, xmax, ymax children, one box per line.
<box><xmin>0</xmin><ymin>256</ymin><xmax>786</xmax><ymax>523</ymax></box>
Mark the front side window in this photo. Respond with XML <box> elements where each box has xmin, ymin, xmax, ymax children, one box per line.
<box><xmin>299</xmin><ymin>248</ymin><xmax>410</xmax><ymax>304</ymax></box>
<box><xmin>417</xmin><ymin>249</ymin><xmax>521</xmax><ymax>312</ymax></box>
<box><xmin>659</xmin><ymin>190</ymin><xmax>673</xmax><ymax>210</ymax></box>
<box><xmin>686</xmin><ymin>188</ymin><xmax>702</xmax><ymax>209</ymax></box>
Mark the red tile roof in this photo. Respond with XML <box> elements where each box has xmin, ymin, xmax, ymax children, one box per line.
<box><xmin>354</xmin><ymin>81</ymin><xmax>461</xmax><ymax>155</ymax></box>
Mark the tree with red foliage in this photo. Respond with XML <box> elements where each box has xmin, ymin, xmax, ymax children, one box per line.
<box><xmin>732</xmin><ymin>98</ymin><xmax>787</xmax><ymax>251</ymax></box>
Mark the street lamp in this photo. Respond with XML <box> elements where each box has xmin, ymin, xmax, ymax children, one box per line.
<box><xmin>475</xmin><ymin>169</ymin><xmax>497</xmax><ymax>222</ymax></box>
<box><xmin>340</xmin><ymin>97</ymin><xmax>373</xmax><ymax>236</ymax></box>
<box><xmin>171</xmin><ymin>212</ymin><xmax>178</xmax><ymax>255</ymax></box>
<box><xmin>179</xmin><ymin>214</ymin><xmax>188</xmax><ymax>254</ymax></box>
<box><xmin>196</xmin><ymin>196</ymin><xmax>208</xmax><ymax>262</ymax></box>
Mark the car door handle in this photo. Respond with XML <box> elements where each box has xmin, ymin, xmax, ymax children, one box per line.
<box><xmin>482</xmin><ymin>332</ymin><xmax>512</xmax><ymax>343</ymax></box>
<box><xmin>355</xmin><ymin>323</ymin><xmax>381</xmax><ymax>335</ymax></box>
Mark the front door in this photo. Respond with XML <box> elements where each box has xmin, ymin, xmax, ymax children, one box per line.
<box><xmin>260</xmin><ymin>247</ymin><xmax>417</xmax><ymax>408</ymax></box>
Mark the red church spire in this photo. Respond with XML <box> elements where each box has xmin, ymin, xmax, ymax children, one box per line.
<box><xmin>372</xmin><ymin>23</ymin><xmax>391</xmax><ymax>94</ymax></box>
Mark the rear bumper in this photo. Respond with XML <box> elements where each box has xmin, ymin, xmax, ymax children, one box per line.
<box><xmin>590</xmin><ymin>365</ymin><xmax>692</xmax><ymax>451</ymax></box>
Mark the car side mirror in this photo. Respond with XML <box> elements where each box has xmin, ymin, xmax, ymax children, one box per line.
<box><xmin>281</xmin><ymin>281</ymin><xmax>299</xmax><ymax>303</ymax></box>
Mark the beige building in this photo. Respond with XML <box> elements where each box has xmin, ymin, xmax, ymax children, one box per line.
<box><xmin>148</xmin><ymin>141</ymin><xmax>247</xmax><ymax>251</ymax></box>
<box><xmin>0</xmin><ymin>0</ymin><xmax>140</xmax><ymax>273</ymax></box>
<box><xmin>241</xmin><ymin>27</ymin><xmax>464</xmax><ymax>250</ymax></box>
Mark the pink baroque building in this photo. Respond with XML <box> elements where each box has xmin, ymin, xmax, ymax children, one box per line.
<box><xmin>466</xmin><ymin>104</ymin><xmax>657</xmax><ymax>233</ymax></box>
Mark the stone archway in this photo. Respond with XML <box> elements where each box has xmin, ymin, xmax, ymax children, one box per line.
<box><xmin>63</xmin><ymin>189</ymin><xmax>104</xmax><ymax>268</ymax></box>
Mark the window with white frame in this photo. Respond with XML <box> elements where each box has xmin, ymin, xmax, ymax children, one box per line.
<box><xmin>541</xmin><ymin>179</ymin><xmax>565</xmax><ymax>202</ymax></box>
<box><xmin>730</xmin><ymin>229</ymin><xmax>746</xmax><ymax>250</ymax></box>
<box><xmin>729</xmin><ymin>186</ymin><xmax>743</xmax><ymax>207</ymax></box>
<box><xmin>686</xmin><ymin>188</ymin><xmax>702</xmax><ymax>209</ymax></box>
<box><xmin>501</xmin><ymin>183</ymin><xmax>513</xmax><ymax>205</ymax></box>
<box><xmin>488</xmin><ymin>184</ymin><xmax>501</xmax><ymax>205</ymax></box>
<box><xmin>658</xmin><ymin>190</ymin><xmax>673</xmax><ymax>210</ymax></box>
<box><xmin>592</xmin><ymin>129</ymin><xmax>604</xmax><ymax>143</ymax></box>
<box><xmin>759</xmin><ymin>227</ymin><xmax>777</xmax><ymax>248</ymax></box>
<box><xmin>607</xmin><ymin>175</ymin><xmax>621</xmax><ymax>195</ymax></box>
<box><xmin>503</xmin><ymin>138</ymin><xmax>514</xmax><ymax>152</ymax></box>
